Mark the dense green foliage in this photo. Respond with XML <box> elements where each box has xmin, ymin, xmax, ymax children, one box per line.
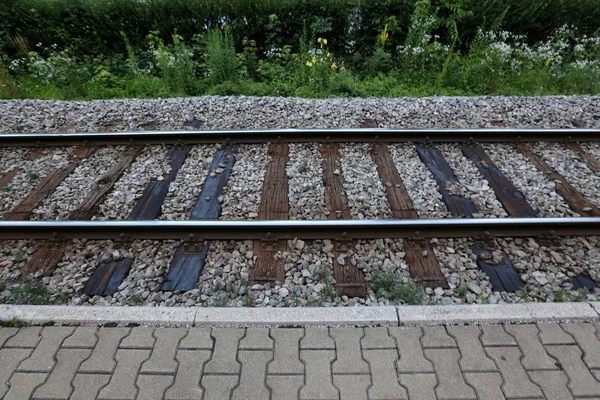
<box><xmin>0</xmin><ymin>0</ymin><xmax>599</xmax><ymax>99</ymax></box>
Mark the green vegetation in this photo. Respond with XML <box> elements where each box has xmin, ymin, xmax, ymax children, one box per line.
<box><xmin>0</xmin><ymin>0</ymin><xmax>599</xmax><ymax>99</ymax></box>
<box><xmin>371</xmin><ymin>272</ymin><xmax>425</xmax><ymax>305</ymax></box>
<box><xmin>8</xmin><ymin>282</ymin><xmax>52</xmax><ymax>305</ymax></box>
<box><xmin>0</xmin><ymin>280</ymin><xmax>5</xmax><ymax>292</ymax></box>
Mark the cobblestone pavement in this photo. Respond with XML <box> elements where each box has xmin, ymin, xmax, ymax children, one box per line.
<box><xmin>2</xmin><ymin>323</ymin><xmax>600</xmax><ymax>399</ymax></box>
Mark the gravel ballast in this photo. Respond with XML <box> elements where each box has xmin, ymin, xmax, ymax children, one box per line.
<box><xmin>1</xmin><ymin>95</ymin><xmax>600</xmax><ymax>308</ymax></box>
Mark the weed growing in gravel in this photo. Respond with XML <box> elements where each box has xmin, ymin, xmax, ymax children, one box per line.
<box><xmin>205</xmin><ymin>292</ymin><xmax>228</xmax><ymax>307</ymax></box>
<box><xmin>242</xmin><ymin>290</ymin><xmax>254</xmax><ymax>307</ymax></box>
<box><xmin>9</xmin><ymin>282</ymin><xmax>52</xmax><ymax>305</ymax></box>
<box><xmin>127</xmin><ymin>294</ymin><xmax>142</xmax><ymax>305</ymax></box>
<box><xmin>315</xmin><ymin>266</ymin><xmax>332</xmax><ymax>282</ymax></box>
<box><xmin>0</xmin><ymin>280</ymin><xmax>5</xmax><ymax>292</ymax></box>
<box><xmin>371</xmin><ymin>272</ymin><xmax>425</xmax><ymax>305</ymax></box>
<box><xmin>53</xmin><ymin>291</ymin><xmax>69</xmax><ymax>304</ymax></box>
<box><xmin>455</xmin><ymin>284</ymin><xmax>469</xmax><ymax>298</ymax></box>
<box><xmin>8</xmin><ymin>317</ymin><xmax>30</xmax><ymax>327</ymax></box>
<box><xmin>554</xmin><ymin>289</ymin><xmax>588</xmax><ymax>302</ymax></box>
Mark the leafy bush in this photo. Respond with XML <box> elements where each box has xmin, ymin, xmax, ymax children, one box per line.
<box><xmin>371</xmin><ymin>272</ymin><xmax>425</xmax><ymax>305</ymax></box>
<box><xmin>9</xmin><ymin>282</ymin><xmax>52</xmax><ymax>305</ymax></box>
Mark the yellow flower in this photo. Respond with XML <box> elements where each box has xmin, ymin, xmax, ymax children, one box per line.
<box><xmin>380</xmin><ymin>24</ymin><xmax>389</xmax><ymax>46</ymax></box>
<box><xmin>306</xmin><ymin>61</ymin><xmax>313</xmax><ymax>67</ymax></box>
<box><xmin>323</xmin><ymin>38</ymin><xmax>327</xmax><ymax>45</ymax></box>
<box><xmin>312</xmin><ymin>57</ymin><xmax>317</xmax><ymax>64</ymax></box>
<box><xmin>545</xmin><ymin>56</ymin><xmax>553</xmax><ymax>66</ymax></box>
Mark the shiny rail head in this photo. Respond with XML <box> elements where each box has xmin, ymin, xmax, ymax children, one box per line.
<box><xmin>0</xmin><ymin>217</ymin><xmax>599</xmax><ymax>240</ymax></box>
<box><xmin>1</xmin><ymin>128</ymin><xmax>600</xmax><ymax>146</ymax></box>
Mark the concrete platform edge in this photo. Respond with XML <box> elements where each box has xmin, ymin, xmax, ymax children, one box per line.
<box><xmin>1</xmin><ymin>303</ymin><xmax>599</xmax><ymax>327</ymax></box>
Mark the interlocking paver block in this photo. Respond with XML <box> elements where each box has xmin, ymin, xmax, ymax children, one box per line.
<box><xmin>561</xmin><ymin>323</ymin><xmax>600</xmax><ymax>368</ymax></box>
<box><xmin>464</xmin><ymin>372</ymin><xmax>505</xmax><ymax>400</ymax></box>
<box><xmin>505</xmin><ymin>324</ymin><xmax>557</xmax><ymax>370</ymax></box>
<box><xmin>136</xmin><ymin>374</ymin><xmax>174</xmax><ymax>400</ymax></box>
<box><xmin>529</xmin><ymin>370</ymin><xmax>574</xmax><ymax>400</ymax></box>
<box><xmin>240</xmin><ymin>328</ymin><xmax>274</xmax><ymax>350</ymax></box>
<box><xmin>481</xmin><ymin>325</ymin><xmax>516</xmax><ymax>346</ymax></box>
<box><xmin>399</xmin><ymin>373</ymin><xmax>437</xmax><ymax>400</ymax></box>
<box><xmin>361</xmin><ymin>327</ymin><xmax>395</xmax><ymax>349</ymax></box>
<box><xmin>201</xmin><ymin>375</ymin><xmax>239</xmax><ymax>400</ymax></box>
<box><xmin>301</xmin><ymin>327</ymin><xmax>335</xmax><ymax>349</ymax></box>
<box><xmin>4</xmin><ymin>326</ymin><xmax>42</xmax><ymax>348</ymax></box>
<box><xmin>389</xmin><ymin>327</ymin><xmax>433</xmax><ymax>373</ymax></box>
<box><xmin>97</xmin><ymin>349</ymin><xmax>150</xmax><ymax>400</ymax></box>
<box><xmin>425</xmin><ymin>348</ymin><xmax>476</xmax><ymax>399</ymax></box>
<box><xmin>447</xmin><ymin>325</ymin><xmax>495</xmax><ymax>372</ymax></box>
<box><xmin>179</xmin><ymin>328</ymin><xmax>213</xmax><ymax>350</ymax></box>
<box><xmin>62</xmin><ymin>326</ymin><xmax>98</xmax><ymax>348</ymax></box>
<box><xmin>204</xmin><ymin>328</ymin><xmax>244</xmax><ymax>374</ymax></box>
<box><xmin>267</xmin><ymin>375</ymin><xmax>303</xmax><ymax>400</ymax></box>
<box><xmin>421</xmin><ymin>326</ymin><xmax>456</xmax><ymax>348</ymax></box>
<box><xmin>79</xmin><ymin>327</ymin><xmax>130</xmax><ymax>373</ymax></box>
<box><xmin>3</xmin><ymin>372</ymin><xmax>47</xmax><ymax>400</ymax></box>
<box><xmin>331</xmin><ymin>328</ymin><xmax>369</xmax><ymax>374</ymax></box>
<box><xmin>32</xmin><ymin>348</ymin><xmax>90</xmax><ymax>400</ymax></box>
<box><xmin>165</xmin><ymin>349</ymin><xmax>211</xmax><ymax>400</ymax></box>
<box><xmin>0</xmin><ymin>328</ymin><xmax>19</xmax><ymax>348</ymax></box>
<box><xmin>232</xmin><ymin>350</ymin><xmax>272</xmax><ymax>400</ymax></box>
<box><xmin>299</xmin><ymin>349</ymin><xmax>338</xmax><ymax>400</ymax></box>
<box><xmin>71</xmin><ymin>374</ymin><xmax>111</xmax><ymax>400</ymax></box>
<box><xmin>141</xmin><ymin>327</ymin><xmax>186</xmax><ymax>374</ymax></box>
<box><xmin>18</xmin><ymin>326</ymin><xmax>74</xmax><ymax>372</ymax></box>
<box><xmin>0</xmin><ymin>348</ymin><xmax>32</xmax><ymax>398</ymax></box>
<box><xmin>269</xmin><ymin>328</ymin><xmax>304</xmax><ymax>375</ymax></box>
<box><xmin>120</xmin><ymin>327</ymin><xmax>155</xmax><ymax>349</ymax></box>
<box><xmin>546</xmin><ymin>345</ymin><xmax>600</xmax><ymax>397</ymax></box>
<box><xmin>538</xmin><ymin>323</ymin><xmax>575</xmax><ymax>345</ymax></box>
<box><xmin>333</xmin><ymin>375</ymin><xmax>371</xmax><ymax>400</ymax></box>
<box><xmin>486</xmin><ymin>346</ymin><xmax>543</xmax><ymax>398</ymax></box>
<box><xmin>363</xmin><ymin>349</ymin><xmax>408</xmax><ymax>400</ymax></box>
<box><xmin>179</xmin><ymin>328</ymin><xmax>213</xmax><ymax>349</ymax></box>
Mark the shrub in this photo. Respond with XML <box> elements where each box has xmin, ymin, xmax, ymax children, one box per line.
<box><xmin>9</xmin><ymin>282</ymin><xmax>52</xmax><ymax>305</ymax></box>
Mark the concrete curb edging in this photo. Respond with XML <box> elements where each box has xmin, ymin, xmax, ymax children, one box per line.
<box><xmin>1</xmin><ymin>303</ymin><xmax>599</xmax><ymax>327</ymax></box>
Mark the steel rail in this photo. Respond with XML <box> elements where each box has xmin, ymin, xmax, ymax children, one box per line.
<box><xmin>1</xmin><ymin>128</ymin><xmax>599</xmax><ymax>147</ymax></box>
<box><xmin>0</xmin><ymin>218</ymin><xmax>598</xmax><ymax>241</ymax></box>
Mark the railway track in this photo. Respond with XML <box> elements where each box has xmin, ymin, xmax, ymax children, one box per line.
<box><xmin>1</xmin><ymin>128</ymin><xmax>600</xmax><ymax>307</ymax></box>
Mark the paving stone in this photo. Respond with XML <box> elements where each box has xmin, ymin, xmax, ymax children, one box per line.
<box><xmin>561</xmin><ymin>323</ymin><xmax>600</xmax><ymax>368</ymax></box>
<box><xmin>546</xmin><ymin>345</ymin><xmax>600</xmax><ymax>397</ymax></box>
<box><xmin>331</xmin><ymin>328</ymin><xmax>369</xmax><ymax>374</ymax></box>
<box><xmin>32</xmin><ymin>348</ymin><xmax>90</xmax><ymax>400</ymax></box>
<box><xmin>0</xmin><ymin>348</ymin><xmax>32</xmax><ymax>398</ymax></box>
<box><xmin>204</xmin><ymin>328</ymin><xmax>244</xmax><ymax>374</ymax></box>
<box><xmin>136</xmin><ymin>374</ymin><xmax>174</xmax><ymax>400</ymax></box>
<box><xmin>62</xmin><ymin>326</ymin><xmax>98</xmax><ymax>348</ymax></box>
<box><xmin>363</xmin><ymin>349</ymin><xmax>408</xmax><ymax>400</ymax></box>
<box><xmin>399</xmin><ymin>373</ymin><xmax>437</xmax><ymax>400</ymax></box>
<box><xmin>232</xmin><ymin>350</ymin><xmax>272</xmax><ymax>400</ymax></box>
<box><xmin>447</xmin><ymin>325</ymin><xmax>496</xmax><ymax>372</ymax></box>
<box><xmin>71</xmin><ymin>374</ymin><xmax>111</xmax><ymax>400</ymax></box>
<box><xmin>389</xmin><ymin>327</ymin><xmax>433</xmax><ymax>373</ymax></box>
<box><xmin>141</xmin><ymin>327</ymin><xmax>186</xmax><ymax>374</ymax></box>
<box><xmin>239</xmin><ymin>328</ymin><xmax>274</xmax><ymax>350</ymax></box>
<box><xmin>505</xmin><ymin>324</ymin><xmax>557</xmax><ymax>370</ymax></box>
<box><xmin>0</xmin><ymin>327</ymin><xmax>19</xmax><ymax>348</ymax></box>
<box><xmin>79</xmin><ymin>327</ymin><xmax>130</xmax><ymax>373</ymax></box>
<box><xmin>421</xmin><ymin>326</ymin><xmax>456</xmax><ymax>348</ymax></box>
<box><xmin>361</xmin><ymin>327</ymin><xmax>395</xmax><ymax>349</ymax></box>
<box><xmin>269</xmin><ymin>328</ymin><xmax>304</xmax><ymax>375</ymax></box>
<box><xmin>267</xmin><ymin>375</ymin><xmax>303</xmax><ymax>400</ymax></box>
<box><xmin>301</xmin><ymin>327</ymin><xmax>334</xmax><ymax>349</ymax></box>
<box><xmin>486</xmin><ymin>346</ymin><xmax>543</xmax><ymax>398</ymax></box>
<box><xmin>529</xmin><ymin>370</ymin><xmax>574</xmax><ymax>400</ymax></box>
<box><xmin>333</xmin><ymin>375</ymin><xmax>371</xmax><ymax>400</ymax></box>
<box><xmin>480</xmin><ymin>325</ymin><xmax>516</xmax><ymax>346</ymax></box>
<box><xmin>4</xmin><ymin>326</ymin><xmax>42</xmax><ymax>348</ymax></box>
<box><xmin>179</xmin><ymin>328</ymin><xmax>213</xmax><ymax>349</ymax></box>
<box><xmin>120</xmin><ymin>327</ymin><xmax>155</xmax><ymax>349</ymax></box>
<box><xmin>201</xmin><ymin>375</ymin><xmax>239</xmax><ymax>400</ymax></box>
<box><xmin>97</xmin><ymin>349</ymin><xmax>151</xmax><ymax>400</ymax></box>
<box><xmin>3</xmin><ymin>372</ymin><xmax>47</xmax><ymax>400</ymax></box>
<box><xmin>538</xmin><ymin>323</ymin><xmax>575</xmax><ymax>345</ymax></box>
<box><xmin>299</xmin><ymin>349</ymin><xmax>338</xmax><ymax>400</ymax></box>
<box><xmin>464</xmin><ymin>372</ymin><xmax>505</xmax><ymax>400</ymax></box>
<box><xmin>18</xmin><ymin>327</ymin><xmax>75</xmax><ymax>372</ymax></box>
<box><xmin>425</xmin><ymin>348</ymin><xmax>476</xmax><ymax>399</ymax></box>
<box><xmin>165</xmin><ymin>349</ymin><xmax>211</xmax><ymax>400</ymax></box>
